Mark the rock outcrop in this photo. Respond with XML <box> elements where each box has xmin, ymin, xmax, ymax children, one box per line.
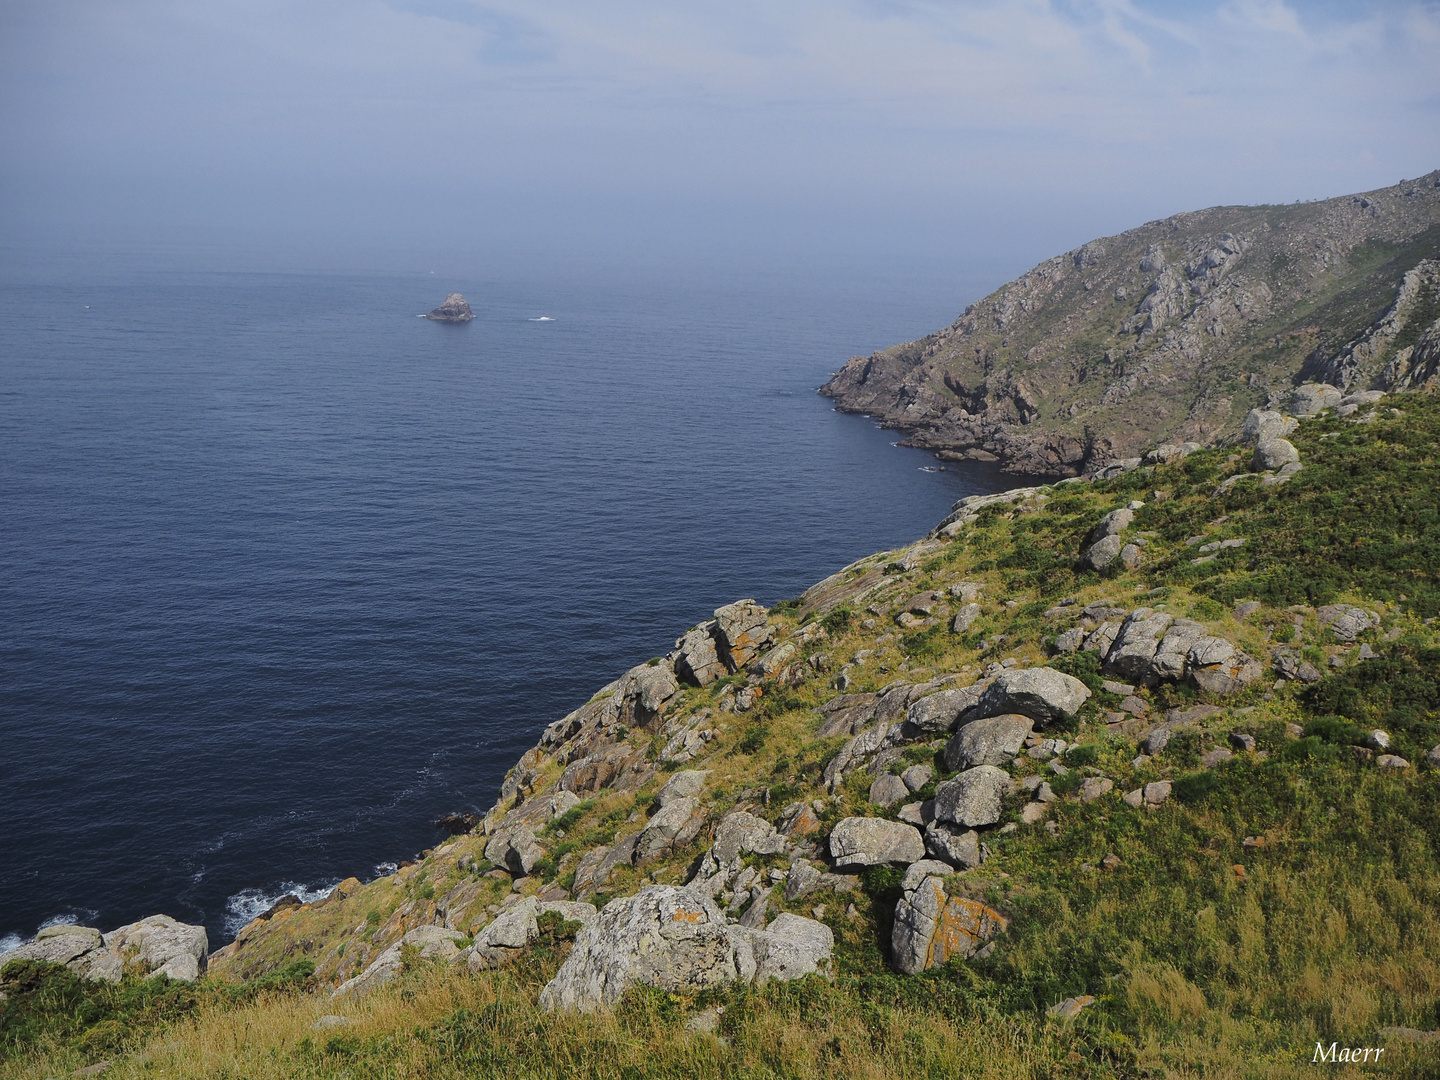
<box><xmin>2</xmin><ymin>915</ymin><xmax>210</xmax><ymax>983</ymax></box>
<box><xmin>538</xmin><ymin>886</ymin><xmax>831</xmax><ymax>1012</ymax></box>
<box><xmin>821</xmin><ymin>172</ymin><xmax>1440</xmax><ymax>475</ymax></box>
<box><xmin>892</xmin><ymin>873</ymin><xmax>1007</xmax><ymax>974</ymax></box>
<box><xmin>424</xmin><ymin>294</ymin><xmax>475</xmax><ymax>322</ymax></box>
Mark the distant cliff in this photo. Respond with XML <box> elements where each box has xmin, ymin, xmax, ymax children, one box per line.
<box><xmin>822</xmin><ymin>171</ymin><xmax>1440</xmax><ymax>475</ymax></box>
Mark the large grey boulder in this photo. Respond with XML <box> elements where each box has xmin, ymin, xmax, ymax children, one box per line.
<box><xmin>966</xmin><ymin>668</ymin><xmax>1090</xmax><ymax>727</ymax></box>
<box><xmin>465</xmin><ymin>900</ymin><xmax>541</xmax><ymax>970</ymax></box>
<box><xmin>1084</xmin><ymin>507</ymin><xmax>1134</xmax><ymax>547</ymax></box>
<box><xmin>1082</xmin><ymin>534</ymin><xmax>1124</xmax><ymax>571</ymax></box>
<box><xmin>923</xmin><ymin>822</ymin><xmax>983</xmax><ymax>868</ymax></box>
<box><xmin>892</xmin><ymin>874</ymin><xmax>1007</xmax><ymax>974</ymax></box>
<box><xmin>634</xmin><ymin>797</ymin><xmax>701</xmax><ymax>863</ymax></box>
<box><xmin>336</xmin><ymin>924</ymin><xmax>469</xmax><ymax>996</ymax></box>
<box><xmin>712</xmin><ymin>811</ymin><xmax>786</xmax><ymax>863</ymax></box>
<box><xmin>103</xmin><ymin>915</ymin><xmax>209</xmax><ymax>982</ymax></box>
<box><xmin>1149</xmin><ymin>620</ymin><xmax>1208</xmax><ymax>682</ymax></box>
<box><xmin>944</xmin><ymin>714</ymin><xmax>1033</xmax><ymax>770</ymax></box>
<box><xmin>951</xmin><ymin>603</ymin><xmax>983</xmax><ymax>634</ymax></box>
<box><xmin>1105</xmin><ymin>609</ymin><xmax>1173</xmax><ymax>681</ymax></box>
<box><xmin>1253</xmin><ymin>439</ymin><xmax>1300</xmax><ymax>471</ymax></box>
<box><xmin>1242</xmin><ymin>408</ymin><xmax>1298</xmax><ymax>444</ymax></box>
<box><xmin>486</xmin><ymin>827</ymin><xmax>547</xmax><ymax>876</ymax></box>
<box><xmin>539</xmin><ymin>887</ymin><xmax>830</xmax><ymax>1012</ymax></box>
<box><xmin>905</xmin><ymin>685</ymin><xmax>985</xmax><ymax>735</ymax></box>
<box><xmin>737</xmin><ymin>913</ymin><xmax>833</xmax><ymax>983</ymax></box>
<box><xmin>828</xmin><ymin>817</ymin><xmax>925</xmax><ymax>868</ymax></box>
<box><xmin>868</xmin><ymin>773</ymin><xmax>910</xmax><ymax>808</ymax></box>
<box><xmin>1290</xmin><ymin>383</ymin><xmax>1343</xmax><ymax>416</ymax></box>
<box><xmin>933</xmin><ymin>766</ymin><xmax>1013</xmax><ymax>828</ymax></box>
<box><xmin>540</xmin><ymin>888</ymin><xmax>749</xmax><ymax>1011</ymax></box>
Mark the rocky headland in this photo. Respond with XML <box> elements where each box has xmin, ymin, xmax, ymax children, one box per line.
<box><xmin>822</xmin><ymin>171</ymin><xmax>1440</xmax><ymax>475</ymax></box>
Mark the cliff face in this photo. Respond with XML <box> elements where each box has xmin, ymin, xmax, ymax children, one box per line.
<box><xmin>822</xmin><ymin>172</ymin><xmax>1440</xmax><ymax>475</ymax></box>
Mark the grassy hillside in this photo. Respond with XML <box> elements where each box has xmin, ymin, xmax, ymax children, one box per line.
<box><xmin>7</xmin><ymin>393</ymin><xmax>1440</xmax><ymax>1079</ymax></box>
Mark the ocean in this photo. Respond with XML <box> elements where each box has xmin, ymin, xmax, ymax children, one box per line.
<box><xmin>0</xmin><ymin>254</ymin><xmax>1024</xmax><ymax>950</ymax></box>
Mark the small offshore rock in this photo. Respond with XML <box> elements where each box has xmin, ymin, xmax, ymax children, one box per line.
<box><xmin>424</xmin><ymin>293</ymin><xmax>475</xmax><ymax>322</ymax></box>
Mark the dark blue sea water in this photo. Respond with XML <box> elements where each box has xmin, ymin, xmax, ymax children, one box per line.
<box><xmin>0</xmin><ymin>255</ymin><xmax>1022</xmax><ymax>951</ymax></box>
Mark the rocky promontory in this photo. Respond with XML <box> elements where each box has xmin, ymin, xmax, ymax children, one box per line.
<box><xmin>822</xmin><ymin>171</ymin><xmax>1440</xmax><ymax>475</ymax></box>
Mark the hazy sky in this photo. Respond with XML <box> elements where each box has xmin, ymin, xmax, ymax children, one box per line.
<box><xmin>2</xmin><ymin>1</ymin><xmax>1437</xmax><ymax>274</ymax></box>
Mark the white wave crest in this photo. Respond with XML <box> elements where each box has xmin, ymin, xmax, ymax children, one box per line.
<box><xmin>0</xmin><ymin>933</ymin><xmax>22</xmax><ymax>957</ymax></box>
<box><xmin>224</xmin><ymin>881</ymin><xmax>338</xmax><ymax>937</ymax></box>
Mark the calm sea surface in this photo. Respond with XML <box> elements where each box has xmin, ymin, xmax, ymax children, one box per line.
<box><xmin>0</xmin><ymin>256</ymin><xmax>1021</xmax><ymax>949</ymax></box>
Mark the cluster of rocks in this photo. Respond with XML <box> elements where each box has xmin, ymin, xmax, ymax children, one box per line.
<box><xmin>1</xmin><ymin>914</ymin><xmax>209</xmax><ymax>983</ymax></box>
<box><xmin>1053</xmin><ymin>601</ymin><xmax>1261</xmax><ymax>695</ymax></box>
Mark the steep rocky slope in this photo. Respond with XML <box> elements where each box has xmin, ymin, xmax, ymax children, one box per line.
<box><xmin>822</xmin><ymin>172</ymin><xmax>1440</xmax><ymax>474</ymax></box>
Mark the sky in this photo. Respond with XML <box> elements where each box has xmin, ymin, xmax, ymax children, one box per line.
<box><xmin>1</xmin><ymin>0</ymin><xmax>1438</xmax><ymax>277</ymax></box>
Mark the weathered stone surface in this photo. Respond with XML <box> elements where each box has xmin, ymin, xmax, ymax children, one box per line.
<box><xmin>0</xmin><ymin>925</ymin><xmax>123</xmax><ymax>984</ymax></box>
<box><xmin>901</xmin><ymin>764</ymin><xmax>933</xmax><ymax>792</ymax></box>
<box><xmin>674</xmin><ymin>624</ymin><xmax>726</xmax><ymax>686</ymax></box>
<box><xmin>634</xmin><ymin>797</ymin><xmax>700</xmax><ymax>863</ymax></box>
<box><xmin>712</xmin><ymin>600</ymin><xmax>775</xmax><ymax>670</ymax></box>
<box><xmin>739</xmin><ymin>913</ymin><xmax>833</xmax><ymax>983</ymax></box>
<box><xmin>466</xmin><ymin>900</ymin><xmax>540</xmax><ymax>970</ymax></box>
<box><xmin>424</xmin><ymin>293</ymin><xmax>475</xmax><ymax>322</ymax></box>
<box><xmin>905</xmin><ymin>685</ymin><xmax>985</xmax><ymax>735</ymax></box>
<box><xmin>816</xmin><ymin>693</ymin><xmax>879</xmax><ymax>738</ymax></box>
<box><xmin>103</xmin><ymin>915</ymin><xmax>209</xmax><ymax>982</ymax></box>
<box><xmin>1289</xmin><ymin>383</ymin><xmax>1343</xmax><ymax>416</ymax></box>
<box><xmin>1079</xmin><ymin>777</ymin><xmax>1113</xmax><ymax>802</ymax></box>
<box><xmin>783</xmin><ymin>859</ymin><xmax>823</xmax><ymax>901</ymax></box>
<box><xmin>1242</xmin><ymin>408</ymin><xmax>1298</xmax><ymax>444</ymax></box>
<box><xmin>829</xmin><ymin>817</ymin><xmax>925</xmax><ymax>868</ymax></box>
<box><xmin>1048</xmin><ymin>995</ymin><xmax>1096</xmax><ymax>1020</ymax></box>
<box><xmin>967</xmin><ymin>668</ymin><xmax>1090</xmax><ymax>727</ymax></box>
<box><xmin>1190</xmin><ymin>649</ymin><xmax>1263</xmax><ymax>695</ymax></box>
<box><xmin>1253</xmin><ymin>438</ymin><xmax>1300</xmax><ymax>471</ymax></box>
<box><xmin>487</xmin><ymin>828</ymin><xmax>547</xmax><ymax>876</ymax></box>
<box><xmin>924</xmin><ymin>822</ymin><xmax>983</xmax><ymax>868</ymax></box>
<box><xmin>892</xmin><ymin>875</ymin><xmax>1007</xmax><ymax>974</ymax></box>
<box><xmin>1150</xmin><ymin>620</ymin><xmax>1207</xmax><ymax>682</ymax></box>
<box><xmin>944</xmin><ymin>713</ymin><xmax>1033</xmax><ymax>770</ymax></box>
<box><xmin>1053</xmin><ymin>627</ymin><xmax>1086</xmax><ymax>653</ymax></box>
<box><xmin>618</xmin><ymin>663</ymin><xmax>680</xmax><ymax>728</ymax></box>
<box><xmin>901</xmin><ymin>860</ymin><xmax>955</xmax><ymax>891</ymax></box>
<box><xmin>1317</xmin><ymin>605</ymin><xmax>1381</xmax><ymax>642</ymax></box>
<box><xmin>748</xmin><ymin>642</ymin><xmax>796</xmax><ymax>677</ymax></box>
<box><xmin>822</xmin><ymin>723</ymin><xmax>892</xmax><ymax>788</ymax></box>
<box><xmin>951</xmin><ymin>603</ymin><xmax>983</xmax><ymax>634</ymax></box>
<box><xmin>657</xmin><ymin>770</ymin><xmax>709</xmax><ymax>806</ymax></box>
<box><xmin>541</xmin><ymin>901</ymin><xmax>599</xmax><ymax>925</ymax></box>
<box><xmin>1084</xmin><ymin>507</ymin><xmax>1134</xmax><ymax>547</ymax></box>
<box><xmin>1143</xmin><ymin>780</ymin><xmax>1172</xmax><ymax>807</ymax></box>
<box><xmin>540</xmin><ymin>887</ymin><xmax>829</xmax><ymax>1012</ymax></box>
<box><xmin>539</xmin><ymin>888</ymin><xmax>753</xmax><ymax>1011</ymax></box>
<box><xmin>1106</xmin><ymin>609</ymin><xmax>1174</xmax><ymax>680</ymax></box>
<box><xmin>1378</xmin><ymin>754</ymin><xmax>1410</xmax><ymax>770</ymax></box>
<box><xmin>868</xmin><ymin>773</ymin><xmax>910</xmax><ymax>808</ymax></box>
<box><xmin>1082</xmin><ymin>533</ymin><xmax>1124</xmax><ymax>570</ymax></box>
<box><xmin>712</xmin><ymin>811</ymin><xmax>786</xmax><ymax>863</ymax></box>
<box><xmin>336</xmin><ymin>924</ymin><xmax>469</xmax><ymax>996</ymax></box>
<box><xmin>933</xmin><ymin>766</ymin><xmax>1013</xmax><ymax>828</ymax></box>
